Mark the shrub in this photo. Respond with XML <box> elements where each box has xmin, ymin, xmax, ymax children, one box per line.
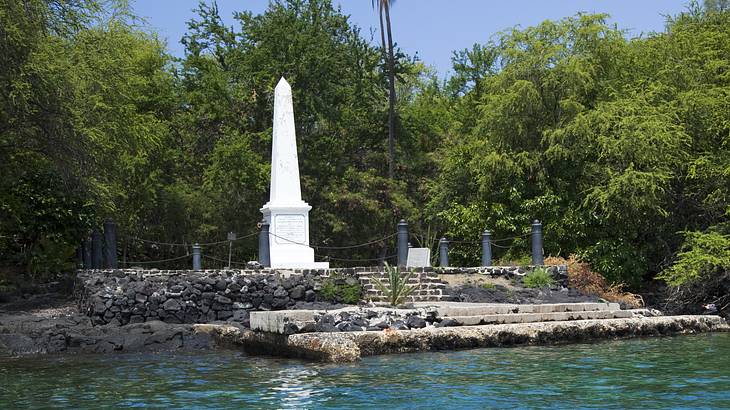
<box><xmin>523</xmin><ymin>268</ymin><xmax>556</xmax><ymax>288</ymax></box>
<box><xmin>657</xmin><ymin>231</ymin><xmax>730</xmax><ymax>286</ymax></box>
<box><xmin>656</xmin><ymin>231</ymin><xmax>730</xmax><ymax>317</ymax></box>
<box><xmin>318</xmin><ymin>274</ymin><xmax>363</xmax><ymax>304</ymax></box>
<box><xmin>371</xmin><ymin>262</ymin><xmax>418</xmax><ymax>306</ymax></box>
<box><xmin>545</xmin><ymin>255</ymin><xmax>643</xmax><ymax>307</ymax></box>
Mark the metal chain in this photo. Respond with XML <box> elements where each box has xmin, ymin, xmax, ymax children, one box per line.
<box><xmin>120</xmin><ymin>254</ymin><xmax>191</xmax><ymax>265</ymax></box>
<box><xmin>124</xmin><ymin>231</ymin><xmax>259</xmax><ymax>248</ymax></box>
<box><xmin>197</xmin><ymin>231</ymin><xmax>259</xmax><ymax>246</ymax></box>
<box><xmin>491</xmin><ymin>232</ymin><xmax>532</xmax><ymax>242</ymax></box>
<box><xmin>491</xmin><ymin>242</ymin><xmax>514</xmax><ymax>249</ymax></box>
<box><xmin>202</xmin><ymin>254</ymin><xmax>249</xmax><ymax>266</ymax></box>
<box><xmin>268</xmin><ymin>231</ymin><xmax>397</xmax><ymax>250</ymax></box>
<box><xmin>318</xmin><ymin>254</ymin><xmax>397</xmax><ymax>262</ymax></box>
<box><xmin>124</xmin><ymin>236</ymin><xmax>189</xmax><ymax>247</ymax></box>
<box><xmin>314</xmin><ymin>232</ymin><xmax>398</xmax><ymax>249</ymax></box>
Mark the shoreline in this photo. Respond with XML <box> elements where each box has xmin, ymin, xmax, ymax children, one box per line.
<box><xmin>2</xmin><ymin>301</ymin><xmax>727</xmax><ymax>361</ymax></box>
<box><xmin>233</xmin><ymin>315</ymin><xmax>730</xmax><ymax>362</ymax></box>
<box><xmin>1</xmin><ymin>268</ymin><xmax>726</xmax><ymax>361</ymax></box>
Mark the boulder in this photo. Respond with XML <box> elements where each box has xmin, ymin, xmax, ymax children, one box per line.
<box><xmin>290</xmin><ymin>285</ymin><xmax>305</xmax><ymax>300</ymax></box>
<box><xmin>162</xmin><ymin>298</ymin><xmax>182</xmax><ymax>311</ymax></box>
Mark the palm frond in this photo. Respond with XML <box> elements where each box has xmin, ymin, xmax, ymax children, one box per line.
<box><xmin>371</xmin><ymin>262</ymin><xmax>417</xmax><ymax>306</ymax></box>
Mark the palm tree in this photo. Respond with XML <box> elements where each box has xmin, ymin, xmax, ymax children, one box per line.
<box><xmin>372</xmin><ymin>0</ymin><xmax>397</xmax><ymax>179</ymax></box>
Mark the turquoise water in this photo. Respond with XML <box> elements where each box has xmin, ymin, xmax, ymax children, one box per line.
<box><xmin>1</xmin><ymin>333</ymin><xmax>729</xmax><ymax>409</ymax></box>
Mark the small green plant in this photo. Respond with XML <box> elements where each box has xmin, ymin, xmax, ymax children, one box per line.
<box><xmin>371</xmin><ymin>262</ymin><xmax>418</xmax><ymax>306</ymax></box>
<box><xmin>318</xmin><ymin>273</ymin><xmax>363</xmax><ymax>304</ymax></box>
<box><xmin>339</xmin><ymin>282</ymin><xmax>363</xmax><ymax>304</ymax></box>
<box><xmin>481</xmin><ymin>282</ymin><xmax>496</xmax><ymax>290</ymax></box>
<box><xmin>319</xmin><ymin>280</ymin><xmax>339</xmax><ymax>301</ymax></box>
<box><xmin>523</xmin><ymin>268</ymin><xmax>556</xmax><ymax>288</ymax></box>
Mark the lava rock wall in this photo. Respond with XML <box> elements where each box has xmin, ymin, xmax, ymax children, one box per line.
<box><xmin>77</xmin><ymin>269</ymin><xmax>328</xmax><ymax>326</ymax></box>
<box><xmin>77</xmin><ymin>265</ymin><xmax>568</xmax><ymax>326</ymax></box>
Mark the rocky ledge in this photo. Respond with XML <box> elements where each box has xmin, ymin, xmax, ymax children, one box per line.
<box><xmin>235</xmin><ymin>315</ymin><xmax>729</xmax><ymax>362</ymax></box>
<box><xmin>0</xmin><ymin>307</ymin><xmax>245</xmax><ymax>356</ymax></box>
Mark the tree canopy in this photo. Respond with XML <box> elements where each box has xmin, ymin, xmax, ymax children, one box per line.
<box><xmin>1</xmin><ymin>0</ymin><xmax>729</xmax><ymax>294</ymax></box>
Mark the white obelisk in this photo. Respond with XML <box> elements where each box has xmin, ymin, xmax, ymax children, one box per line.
<box><xmin>261</xmin><ymin>77</ymin><xmax>329</xmax><ymax>269</ymax></box>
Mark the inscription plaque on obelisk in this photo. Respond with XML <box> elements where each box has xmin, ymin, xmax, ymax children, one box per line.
<box><xmin>260</xmin><ymin>78</ymin><xmax>329</xmax><ymax>269</ymax></box>
<box><xmin>274</xmin><ymin>215</ymin><xmax>306</xmax><ymax>244</ymax></box>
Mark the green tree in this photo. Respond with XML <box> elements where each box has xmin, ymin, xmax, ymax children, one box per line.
<box><xmin>176</xmin><ymin>0</ymin><xmax>414</xmax><ymax>265</ymax></box>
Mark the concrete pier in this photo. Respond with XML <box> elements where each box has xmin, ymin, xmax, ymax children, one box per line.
<box><xmin>235</xmin><ymin>303</ymin><xmax>730</xmax><ymax>362</ymax></box>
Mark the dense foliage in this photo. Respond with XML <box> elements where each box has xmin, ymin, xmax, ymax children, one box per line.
<box><xmin>1</xmin><ymin>0</ymin><xmax>728</xmax><ymax>299</ymax></box>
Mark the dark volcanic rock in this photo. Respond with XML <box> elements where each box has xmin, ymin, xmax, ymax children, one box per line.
<box><xmin>436</xmin><ymin>318</ymin><xmax>459</xmax><ymax>328</ymax></box>
<box><xmin>405</xmin><ymin>316</ymin><xmax>427</xmax><ymax>329</ymax></box>
<box><xmin>215</xmin><ymin>280</ymin><xmax>228</xmax><ymax>291</ymax></box>
<box><xmin>162</xmin><ymin>299</ymin><xmax>182</xmax><ymax>311</ymax></box>
<box><xmin>390</xmin><ymin>320</ymin><xmax>409</xmax><ymax>330</ymax></box>
<box><xmin>215</xmin><ymin>295</ymin><xmax>232</xmax><ymax>304</ymax></box>
<box><xmin>0</xmin><ymin>309</ymin><xmax>219</xmax><ymax>357</ymax></box>
<box><xmin>315</xmin><ymin>322</ymin><xmax>340</xmax><ymax>332</ymax></box>
<box><xmin>290</xmin><ymin>285</ymin><xmax>305</xmax><ymax>300</ymax></box>
<box><xmin>77</xmin><ymin>269</ymin><xmax>359</xmax><ymax>326</ymax></box>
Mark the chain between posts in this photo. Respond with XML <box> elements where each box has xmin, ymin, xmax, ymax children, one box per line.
<box><xmin>120</xmin><ymin>254</ymin><xmax>191</xmax><ymax>265</ymax></box>
<box><xmin>124</xmin><ymin>231</ymin><xmax>259</xmax><ymax>248</ymax></box>
<box><xmin>112</xmin><ymin>222</ymin><xmax>543</xmax><ymax>268</ymax></box>
<box><xmin>267</xmin><ymin>231</ymin><xmax>398</xmax><ymax>250</ymax></box>
<box><xmin>202</xmin><ymin>254</ymin><xmax>249</xmax><ymax>267</ymax></box>
<box><xmin>317</xmin><ymin>254</ymin><xmax>397</xmax><ymax>263</ymax></box>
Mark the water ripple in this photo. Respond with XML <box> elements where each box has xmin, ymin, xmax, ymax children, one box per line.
<box><xmin>1</xmin><ymin>333</ymin><xmax>729</xmax><ymax>409</ymax></box>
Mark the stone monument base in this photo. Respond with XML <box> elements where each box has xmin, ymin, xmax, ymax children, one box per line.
<box><xmin>261</xmin><ymin>202</ymin><xmax>329</xmax><ymax>269</ymax></box>
<box><xmin>273</xmin><ymin>262</ymin><xmax>331</xmax><ymax>269</ymax></box>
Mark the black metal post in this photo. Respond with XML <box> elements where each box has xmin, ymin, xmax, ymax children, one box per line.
<box><xmin>531</xmin><ymin>220</ymin><xmax>544</xmax><ymax>265</ymax></box>
<box><xmin>82</xmin><ymin>238</ymin><xmax>92</xmax><ymax>269</ymax></box>
<box><xmin>259</xmin><ymin>220</ymin><xmax>270</xmax><ymax>268</ymax></box>
<box><xmin>481</xmin><ymin>229</ymin><xmax>492</xmax><ymax>267</ymax></box>
<box><xmin>439</xmin><ymin>237</ymin><xmax>449</xmax><ymax>267</ymax></box>
<box><xmin>227</xmin><ymin>232</ymin><xmax>236</xmax><ymax>269</ymax></box>
<box><xmin>397</xmin><ymin>219</ymin><xmax>408</xmax><ymax>267</ymax></box>
<box><xmin>91</xmin><ymin>228</ymin><xmax>103</xmax><ymax>269</ymax></box>
<box><xmin>76</xmin><ymin>246</ymin><xmax>83</xmax><ymax>268</ymax></box>
<box><xmin>103</xmin><ymin>218</ymin><xmax>118</xmax><ymax>269</ymax></box>
<box><xmin>192</xmin><ymin>243</ymin><xmax>202</xmax><ymax>271</ymax></box>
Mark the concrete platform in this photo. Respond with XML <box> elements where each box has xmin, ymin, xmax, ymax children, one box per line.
<box><xmin>233</xmin><ymin>315</ymin><xmax>729</xmax><ymax>362</ymax></box>
<box><xmin>422</xmin><ymin>302</ymin><xmax>622</xmax><ymax>316</ymax></box>
<box><xmin>249</xmin><ymin>302</ymin><xmax>625</xmax><ymax>334</ymax></box>
<box><xmin>250</xmin><ymin>306</ymin><xmax>421</xmax><ymax>334</ymax></box>
<box><xmin>452</xmin><ymin>310</ymin><xmax>633</xmax><ymax>325</ymax></box>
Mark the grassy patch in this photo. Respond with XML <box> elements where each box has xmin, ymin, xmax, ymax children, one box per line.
<box><xmin>480</xmin><ymin>282</ymin><xmax>496</xmax><ymax>290</ymax></box>
<box><xmin>523</xmin><ymin>268</ymin><xmax>556</xmax><ymax>288</ymax></box>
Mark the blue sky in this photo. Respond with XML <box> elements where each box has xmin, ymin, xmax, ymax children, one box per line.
<box><xmin>131</xmin><ymin>0</ymin><xmax>690</xmax><ymax>76</ymax></box>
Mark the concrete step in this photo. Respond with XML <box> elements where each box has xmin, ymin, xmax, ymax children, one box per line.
<box><xmin>251</xmin><ymin>303</ymin><xmax>634</xmax><ymax>334</ymax></box>
<box><xmin>359</xmin><ymin>279</ymin><xmax>444</xmax><ymax>286</ymax></box>
<box><xmin>451</xmin><ymin>310</ymin><xmax>632</xmax><ymax>325</ymax></box>
<box><xmin>432</xmin><ymin>302</ymin><xmax>620</xmax><ymax>317</ymax></box>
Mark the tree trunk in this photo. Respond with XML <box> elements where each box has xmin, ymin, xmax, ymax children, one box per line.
<box><xmin>384</xmin><ymin>3</ymin><xmax>396</xmax><ymax>179</ymax></box>
<box><xmin>378</xmin><ymin>7</ymin><xmax>387</xmax><ymax>69</ymax></box>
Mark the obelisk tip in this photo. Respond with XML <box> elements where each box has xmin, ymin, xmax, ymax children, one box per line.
<box><xmin>275</xmin><ymin>77</ymin><xmax>291</xmax><ymax>94</ymax></box>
